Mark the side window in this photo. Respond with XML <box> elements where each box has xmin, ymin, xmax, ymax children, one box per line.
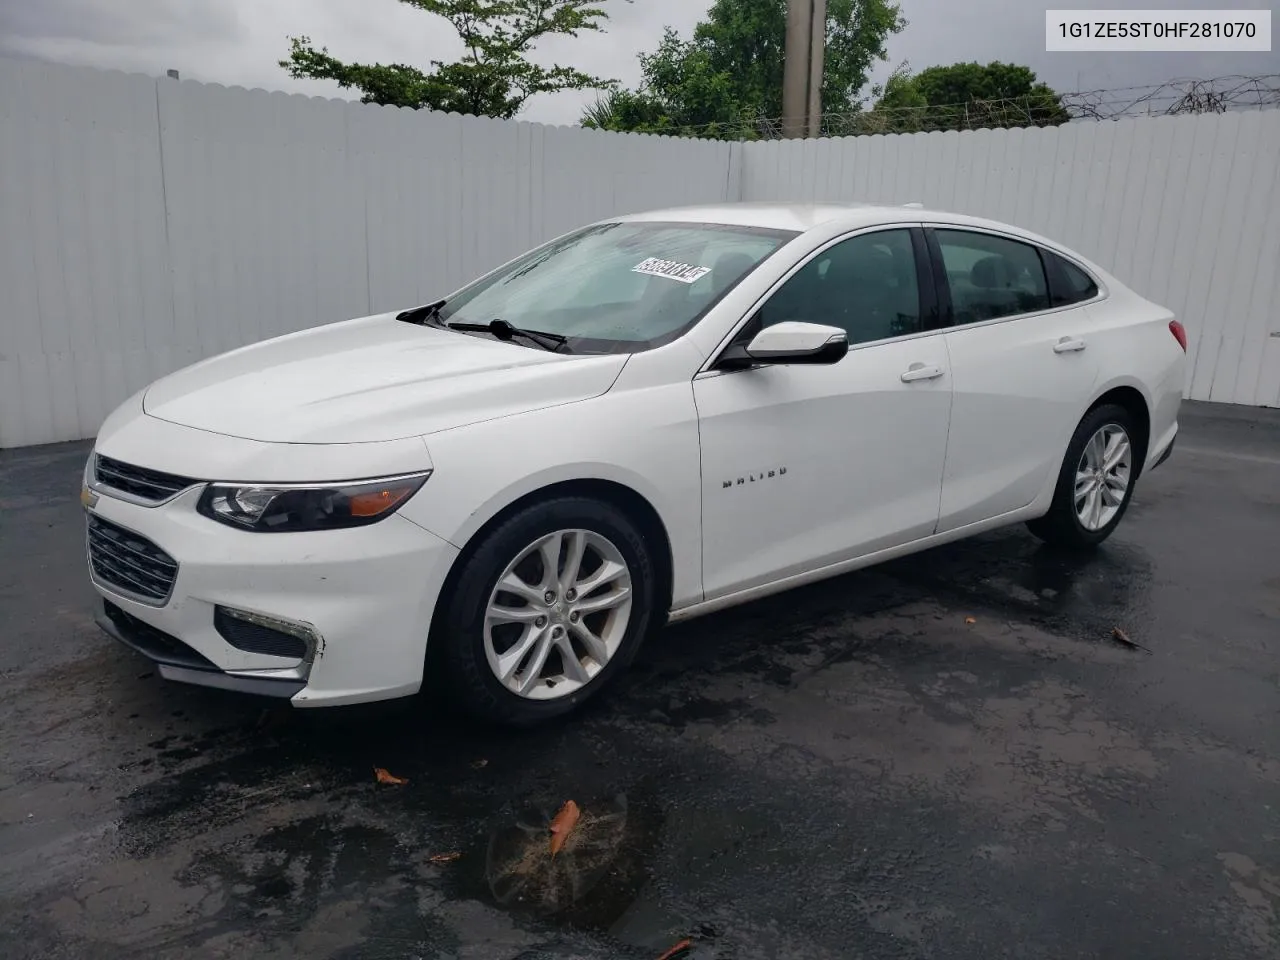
<box><xmin>1044</xmin><ymin>250</ymin><xmax>1100</xmax><ymax>307</ymax></box>
<box><xmin>936</xmin><ymin>230</ymin><xmax>1051</xmax><ymax>324</ymax></box>
<box><xmin>757</xmin><ymin>229</ymin><xmax>922</xmax><ymax>346</ymax></box>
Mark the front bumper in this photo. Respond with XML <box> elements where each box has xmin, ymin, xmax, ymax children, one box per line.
<box><xmin>85</xmin><ymin>481</ymin><xmax>460</xmax><ymax>708</ymax></box>
<box><xmin>96</xmin><ymin>601</ymin><xmax>306</xmax><ymax>698</ymax></box>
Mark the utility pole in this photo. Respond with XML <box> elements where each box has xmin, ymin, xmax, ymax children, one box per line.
<box><xmin>807</xmin><ymin>0</ymin><xmax>827</xmax><ymax>138</ymax></box>
<box><xmin>782</xmin><ymin>0</ymin><xmax>826</xmax><ymax>138</ymax></box>
<box><xmin>782</xmin><ymin>0</ymin><xmax>812</xmax><ymax>139</ymax></box>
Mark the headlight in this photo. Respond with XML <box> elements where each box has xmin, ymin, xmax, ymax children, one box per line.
<box><xmin>197</xmin><ymin>472</ymin><xmax>431</xmax><ymax>533</ymax></box>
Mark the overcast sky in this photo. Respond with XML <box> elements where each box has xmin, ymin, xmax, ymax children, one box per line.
<box><xmin>0</xmin><ymin>0</ymin><xmax>1275</xmax><ymax>124</ymax></box>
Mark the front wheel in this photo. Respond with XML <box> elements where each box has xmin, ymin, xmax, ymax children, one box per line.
<box><xmin>432</xmin><ymin>497</ymin><xmax>656</xmax><ymax>726</ymax></box>
<box><xmin>1027</xmin><ymin>403</ymin><xmax>1139</xmax><ymax>549</ymax></box>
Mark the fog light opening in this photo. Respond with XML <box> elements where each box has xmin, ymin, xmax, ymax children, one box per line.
<box><xmin>214</xmin><ymin>605</ymin><xmax>322</xmax><ymax>663</ymax></box>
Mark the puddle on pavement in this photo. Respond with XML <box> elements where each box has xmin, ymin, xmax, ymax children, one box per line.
<box><xmin>448</xmin><ymin>787</ymin><xmax>705</xmax><ymax>952</ymax></box>
<box><xmin>484</xmin><ymin>793</ymin><xmax>631</xmax><ymax>916</ymax></box>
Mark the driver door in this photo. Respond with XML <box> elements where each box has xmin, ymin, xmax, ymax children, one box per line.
<box><xmin>694</xmin><ymin>227</ymin><xmax>954</xmax><ymax>600</ymax></box>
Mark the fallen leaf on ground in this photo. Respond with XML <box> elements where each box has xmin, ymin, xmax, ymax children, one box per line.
<box><xmin>428</xmin><ymin>851</ymin><xmax>462</xmax><ymax>863</ymax></box>
<box><xmin>964</xmin><ymin>616</ymin><xmax>977</xmax><ymax>625</ymax></box>
<box><xmin>549</xmin><ymin>799</ymin><xmax>581</xmax><ymax>857</ymax></box>
<box><xmin>655</xmin><ymin>939</ymin><xmax>693</xmax><ymax>960</ymax></box>
<box><xmin>374</xmin><ymin>767</ymin><xmax>409</xmax><ymax>785</ymax></box>
<box><xmin>1111</xmin><ymin>627</ymin><xmax>1150</xmax><ymax>652</ymax></box>
<box><xmin>471</xmin><ymin>759</ymin><xmax>488</xmax><ymax>769</ymax></box>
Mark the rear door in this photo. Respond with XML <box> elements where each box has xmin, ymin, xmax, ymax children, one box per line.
<box><xmin>930</xmin><ymin>227</ymin><xmax>1101</xmax><ymax>533</ymax></box>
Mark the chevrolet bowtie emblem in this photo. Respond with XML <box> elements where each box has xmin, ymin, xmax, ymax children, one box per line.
<box><xmin>80</xmin><ymin>484</ymin><xmax>99</xmax><ymax>509</ymax></box>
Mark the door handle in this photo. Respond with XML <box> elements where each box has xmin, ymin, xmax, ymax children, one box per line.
<box><xmin>900</xmin><ymin>363</ymin><xmax>945</xmax><ymax>383</ymax></box>
<box><xmin>1054</xmin><ymin>337</ymin><xmax>1087</xmax><ymax>354</ymax></box>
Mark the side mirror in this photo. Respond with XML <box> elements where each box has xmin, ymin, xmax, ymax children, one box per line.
<box><xmin>718</xmin><ymin>321</ymin><xmax>849</xmax><ymax>369</ymax></box>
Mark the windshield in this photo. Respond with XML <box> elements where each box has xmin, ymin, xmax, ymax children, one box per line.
<box><xmin>437</xmin><ymin>221</ymin><xmax>797</xmax><ymax>354</ymax></box>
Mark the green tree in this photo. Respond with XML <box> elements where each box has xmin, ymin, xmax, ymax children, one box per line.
<box><xmin>582</xmin><ymin>0</ymin><xmax>905</xmax><ymax>138</ymax></box>
<box><xmin>282</xmin><ymin>0</ymin><xmax>625</xmax><ymax>120</ymax></box>
<box><xmin>582</xmin><ymin>28</ymin><xmax>760</xmax><ymax>139</ymax></box>
<box><xmin>869</xmin><ymin>61</ymin><xmax>1070</xmax><ymax>133</ymax></box>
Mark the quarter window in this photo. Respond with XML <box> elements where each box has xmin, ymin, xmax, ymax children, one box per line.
<box><xmin>757</xmin><ymin>229</ymin><xmax>923</xmax><ymax>346</ymax></box>
<box><xmin>936</xmin><ymin>230</ymin><xmax>1051</xmax><ymax>324</ymax></box>
<box><xmin>1044</xmin><ymin>251</ymin><xmax>1100</xmax><ymax>306</ymax></box>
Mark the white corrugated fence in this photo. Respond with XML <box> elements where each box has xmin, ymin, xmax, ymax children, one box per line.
<box><xmin>0</xmin><ymin>58</ymin><xmax>739</xmax><ymax>447</ymax></box>
<box><xmin>1</xmin><ymin>56</ymin><xmax>1277</xmax><ymax>447</ymax></box>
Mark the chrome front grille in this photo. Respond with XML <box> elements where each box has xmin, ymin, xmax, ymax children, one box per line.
<box><xmin>87</xmin><ymin>515</ymin><xmax>179</xmax><ymax>605</ymax></box>
<box><xmin>94</xmin><ymin>455</ymin><xmax>197</xmax><ymax>504</ymax></box>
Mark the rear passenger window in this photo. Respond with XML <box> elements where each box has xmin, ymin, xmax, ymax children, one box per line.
<box><xmin>1044</xmin><ymin>251</ymin><xmax>1100</xmax><ymax>306</ymax></box>
<box><xmin>936</xmin><ymin>230</ymin><xmax>1051</xmax><ymax>324</ymax></box>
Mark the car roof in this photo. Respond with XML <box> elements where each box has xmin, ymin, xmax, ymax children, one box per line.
<box><xmin>616</xmin><ymin>201</ymin><xmax>1104</xmax><ymax>273</ymax></box>
<box><xmin>619</xmin><ymin>201</ymin><xmax>919</xmax><ymax>233</ymax></box>
<box><xmin>620</xmin><ymin>200</ymin><xmax>1044</xmax><ymax>239</ymax></box>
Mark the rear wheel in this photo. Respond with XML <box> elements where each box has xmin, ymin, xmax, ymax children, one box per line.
<box><xmin>1027</xmin><ymin>403</ymin><xmax>1139</xmax><ymax>549</ymax></box>
<box><xmin>432</xmin><ymin>497</ymin><xmax>655</xmax><ymax>726</ymax></box>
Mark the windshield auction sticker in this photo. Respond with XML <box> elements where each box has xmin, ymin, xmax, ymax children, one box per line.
<box><xmin>632</xmin><ymin>258</ymin><xmax>712</xmax><ymax>284</ymax></box>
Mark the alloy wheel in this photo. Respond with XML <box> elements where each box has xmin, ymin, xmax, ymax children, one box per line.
<box><xmin>1074</xmin><ymin>423</ymin><xmax>1132</xmax><ymax>531</ymax></box>
<box><xmin>483</xmin><ymin>529</ymin><xmax>634</xmax><ymax>700</ymax></box>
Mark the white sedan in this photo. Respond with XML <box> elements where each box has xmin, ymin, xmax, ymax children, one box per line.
<box><xmin>83</xmin><ymin>202</ymin><xmax>1186</xmax><ymax>724</ymax></box>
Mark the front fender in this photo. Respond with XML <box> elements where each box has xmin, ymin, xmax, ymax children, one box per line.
<box><xmin>397</xmin><ymin>384</ymin><xmax>705</xmax><ymax>609</ymax></box>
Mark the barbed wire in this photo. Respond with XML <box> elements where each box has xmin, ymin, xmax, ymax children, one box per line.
<box><xmin>1065</xmin><ymin>73</ymin><xmax>1280</xmax><ymax>120</ymax></box>
<box><xmin>637</xmin><ymin>74</ymin><xmax>1280</xmax><ymax>140</ymax></box>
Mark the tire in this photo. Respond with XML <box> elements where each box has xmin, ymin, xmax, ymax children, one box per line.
<box><xmin>1027</xmin><ymin>403</ymin><xmax>1140</xmax><ymax>549</ymax></box>
<box><xmin>431</xmin><ymin>496</ymin><xmax>656</xmax><ymax>726</ymax></box>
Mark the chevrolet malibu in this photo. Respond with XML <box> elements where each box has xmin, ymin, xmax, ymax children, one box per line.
<box><xmin>84</xmin><ymin>202</ymin><xmax>1186</xmax><ymax>724</ymax></box>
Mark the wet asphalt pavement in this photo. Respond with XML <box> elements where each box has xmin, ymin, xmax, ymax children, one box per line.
<box><xmin>1</xmin><ymin>401</ymin><xmax>1278</xmax><ymax>960</ymax></box>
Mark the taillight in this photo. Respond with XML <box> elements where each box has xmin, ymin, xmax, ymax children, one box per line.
<box><xmin>1169</xmin><ymin>320</ymin><xmax>1187</xmax><ymax>352</ymax></box>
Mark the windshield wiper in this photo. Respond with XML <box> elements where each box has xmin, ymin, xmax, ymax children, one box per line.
<box><xmin>396</xmin><ymin>299</ymin><xmax>448</xmax><ymax>327</ymax></box>
<box><xmin>446</xmin><ymin>319</ymin><xmax>569</xmax><ymax>353</ymax></box>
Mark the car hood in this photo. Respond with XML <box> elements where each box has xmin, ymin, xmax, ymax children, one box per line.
<box><xmin>142</xmin><ymin>313</ymin><xmax>630</xmax><ymax>443</ymax></box>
